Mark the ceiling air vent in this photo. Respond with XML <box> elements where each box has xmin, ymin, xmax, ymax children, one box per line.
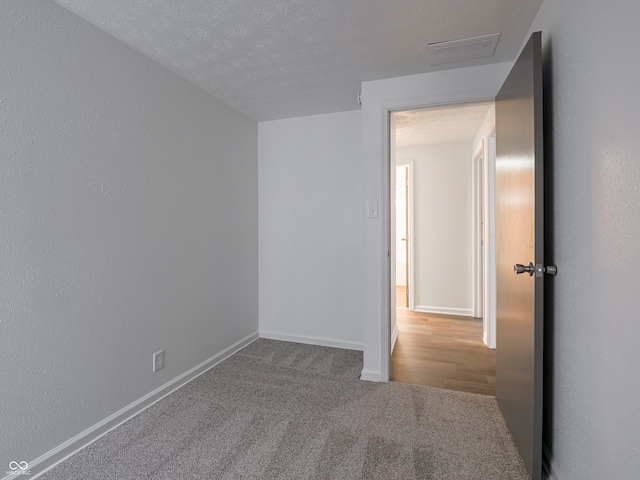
<box><xmin>427</xmin><ymin>33</ymin><xmax>501</xmax><ymax>66</ymax></box>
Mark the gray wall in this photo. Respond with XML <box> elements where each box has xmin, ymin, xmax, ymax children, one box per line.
<box><xmin>0</xmin><ymin>0</ymin><xmax>258</xmax><ymax>468</ymax></box>
<box><xmin>527</xmin><ymin>1</ymin><xmax>640</xmax><ymax>478</ymax></box>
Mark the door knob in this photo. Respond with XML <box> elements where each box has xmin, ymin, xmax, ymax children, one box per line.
<box><xmin>514</xmin><ymin>262</ymin><xmax>535</xmax><ymax>276</ymax></box>
<box><xmin>514</xmin><ymin>262</ymin><xmax>558</xmax><ymax>277</ymax></box>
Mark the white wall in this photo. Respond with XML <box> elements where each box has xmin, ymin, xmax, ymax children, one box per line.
<box><xmin>360</xmin><ymin>62</ymin><xmax>513</xmax><ymax>381</ymax></box>
<box><xmin>397</xmin><ymin>143</ymin><xmax>473</xmax><ymax>316</ymax></box>
<box><xmin>258</xmin><ymin>110</ymin><xmax>364</xmax><ymax>350</ymax></box>
<box><xmin>0</xmin><ymin>0</ymin><xmax>258</xmax><ymax>473</ymax></box>
<box><xmin>525</xmin><ymin>1</ymin><xmax>640</xmax><ymax>479</ymax></box>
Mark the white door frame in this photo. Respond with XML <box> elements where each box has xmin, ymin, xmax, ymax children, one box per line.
<box><xmin>483</xmin><ymin>133</ymin><xmax>497</xmax><ymax>349</ymax></box>
<box><xmin>407</xmin><ymin>161</ymin><xmax>416</xmax><ymax>312</ymax></box>
<box><xmin>393</xmin><ymin>161</ymin><xmax>416</xmax><ymax>311</ymax></box>
<box><xmin>472</xmin><ymin>148</ymin><xmax>484</xmax><ymax>319</ymax></box>
<box><xmin>379</xmin><ymin>97</ymin><xmax>497</xmax><ymax>381</ymax></box>
<box><xmin>358</xmin><ymin>63</ymin><xmax>511</xmax><ymax>383</ymax></box>
<box><xmin>473</xmin><ymin>131</ymin><xmax>498</xmax><ymax>348</ymax></box>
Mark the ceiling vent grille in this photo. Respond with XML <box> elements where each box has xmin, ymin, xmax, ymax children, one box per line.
<box><xmin>427</xmin><ymin>33</ymin><xmax>501</xmax><ymax>66</ymax></box>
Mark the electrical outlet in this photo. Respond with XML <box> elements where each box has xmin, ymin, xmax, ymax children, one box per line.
<box><xmin>153</xmin><ymin>350</ymin><xmax>164</xmax><ymax>372</ymax></box>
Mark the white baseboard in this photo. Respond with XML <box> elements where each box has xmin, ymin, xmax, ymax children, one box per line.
<box><xmin>259</xmin><ymin>330</ymin><xmax>363</xmax><ymax>351</ymax></box>
<box><xmin>390</xmin><ymin>324</ymin><xmax>399</xmax><ymax>355</ymax></box>
<box><xmin>13</xmin><ymin>331</ymin><xmax>259</xmax><ymax>480</ymax></box>
<box><xmin>414</xmin><ymin>305</ymin><xmax>474</xmax><ymax>317</ymax></box>
<box><xmin>359</xmin><ymin>369</ymin><xmax>381</xmax><ymax>382</ymax></box>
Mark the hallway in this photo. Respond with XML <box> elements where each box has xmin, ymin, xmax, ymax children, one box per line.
<box><xmin>391</xmin><ymin>287</ymin><xmax>496</xmax><ymax>395</ymax></box>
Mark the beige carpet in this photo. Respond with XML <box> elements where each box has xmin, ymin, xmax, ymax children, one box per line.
<box><xmin>39</xmin><ymin>339</ymin><xmax>528</xmax><ymax>479</ymax></box>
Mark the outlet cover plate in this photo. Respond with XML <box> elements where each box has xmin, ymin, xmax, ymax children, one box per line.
<box><xmin>153</xmin><ymin>350</ymin><xmax>164</xmax><ymax>372</ymax></box>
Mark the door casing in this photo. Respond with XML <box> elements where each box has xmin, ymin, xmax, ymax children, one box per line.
<box><xmin>381</xmin><ymin>98</ymin><xmax>496</xmax><ymax>379</ymax></box>
<box><xmin>359</xmin><ymin>63</ymin><xmax>512</xmax><ymax>383</ymax></box>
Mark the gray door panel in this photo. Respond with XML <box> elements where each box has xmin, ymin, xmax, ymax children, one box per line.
<box><xmin>495</xmin><ymin>31</ymin><xmax>544</xmax><ymax>480</ymax></box>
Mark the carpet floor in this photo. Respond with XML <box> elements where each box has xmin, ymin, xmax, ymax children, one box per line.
<box><xmin>39</xmin><ymin>339</ymin><xmax>529</xmax><ymax>479</ymax></box>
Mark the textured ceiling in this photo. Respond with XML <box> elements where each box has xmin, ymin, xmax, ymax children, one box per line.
<box><xmin>394</xmin><ymin>103</ymin><xmax>492</xmax><ymax>147</ymax></box>
<box><xmin>52</xmin><ymin>0</ymin><xmax>543</xmax><ymax>121</ymax></box>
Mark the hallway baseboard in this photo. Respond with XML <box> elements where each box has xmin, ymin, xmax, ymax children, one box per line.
<box><xmin>414</xmin><ymin>305</ymin><xmax>474</xmax><ymax>317</ymax></box>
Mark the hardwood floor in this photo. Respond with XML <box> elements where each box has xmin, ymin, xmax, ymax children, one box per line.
<box><xmin>391</xmin><ymin>286</ymin><xmax>496</xmax><ymax>395</ymax></box>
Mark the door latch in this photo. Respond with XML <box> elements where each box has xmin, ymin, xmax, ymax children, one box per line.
<box><xmin>514</xmin><ymin>263</ymin><xmax>557</xmax><ymax>277</ymax></box>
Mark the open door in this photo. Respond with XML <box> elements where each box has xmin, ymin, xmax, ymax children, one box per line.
<box><xmin>495</xmin><ymin>31</ymin><xmax>555</xmax><ymax>480</ymax></box>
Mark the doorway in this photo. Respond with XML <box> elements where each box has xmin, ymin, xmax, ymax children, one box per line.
<box><xmin>389</xmin><ymin>103</ymin><xmax>497</xmax><ymax>395</ymax></box>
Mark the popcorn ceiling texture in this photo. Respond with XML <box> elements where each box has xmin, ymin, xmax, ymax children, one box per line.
<box><xmin>53</xmin><ymin>0</ymin><xmax>543</xmax><ymax>120</ymax></box>
<box><xmin>393</xmin><ymin>104</ymin><xmax>492</xmax><ymax>146</ymax></box>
